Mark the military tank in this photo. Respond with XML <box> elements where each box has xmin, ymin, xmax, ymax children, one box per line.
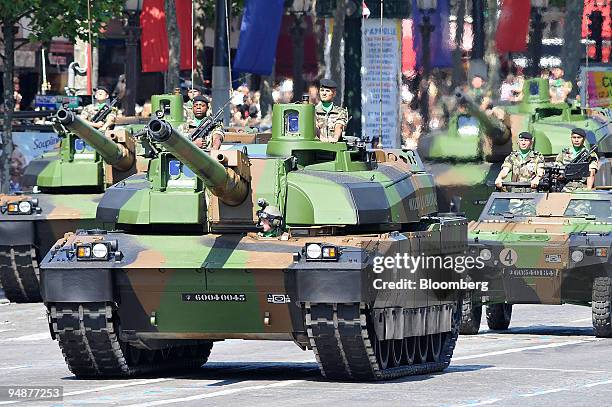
<box><xmin>461</xmin><ymin>185</ymin><xmax>611</xmax><ymax>336</ymax></box>
<box><xmin>0</xmin><ymin>94</ymin><xmax>182</xmax><ymax>303</ymax></box>
<box><xmin>40</xmin><ymin>102</ymin><xmax>468</xmax><ymax>381</ymax></box>
<box><xmin>419</xmin><ymin>78</ymin><xmax>611</xmax><ymax>220</ymax></box>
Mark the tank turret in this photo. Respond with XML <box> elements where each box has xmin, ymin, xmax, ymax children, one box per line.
<box><xmin>56</xmin><ymin>108</ymin><xmax>135</xmax><ymax>172</ymax></box>
<box><xmin>147</xmin><ymin>118</ymin><xmax>250</xmax><ymax>206</ymax></box>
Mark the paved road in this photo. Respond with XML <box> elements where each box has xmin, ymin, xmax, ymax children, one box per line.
<box><xmin>0</xmin><ymin>289</ymin><xmax>610</xmax><ymax>406</ymax></box>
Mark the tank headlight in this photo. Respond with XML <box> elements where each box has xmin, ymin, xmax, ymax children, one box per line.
<box><xmin>92</xmin><ymin>243</ymin><xmax>109</xmax><ymax>260</ymax></box>
<box><xmin>596</xmin><ymin>248</ymin><xmax>608</xmax><ymax>257</ymax></box>
<box><xmin>571</xmin><ymin>250</ymin><xmax>584</xmax><ymax>263</ymax></box>
<box><xmin>1</xmin><ymin>200</ymin><xmax>41</xmax><ymax>215</ymax></box>
<box><xmin>18</xmin><ymin>201</ymin><xmax>32</xmax><ymax>214</ymax></box>
<box><xmin>305</xmin><ymin>243</ymin><xmax>322</xmax><ymax>259</ymax></box>
<box><xmin>304</xmin><ymin>243</ymin><xmax>339</xmax><ymax>261</ymax></box>
<box><xmin>75</xmin><ymin>240</ymin><xmax>120</xmax><ymax>261</ymax></box>
<box><xmin>479</xmin><ymin>248</ymin><xmax>492</xmax><ymax>261</ymax></box>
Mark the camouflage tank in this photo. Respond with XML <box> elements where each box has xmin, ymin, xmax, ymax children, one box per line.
<box><xmin>419</xmin><ymin>78</ymin><xmax>611</xmax><ymax>220</ymax></box>
<box><xmin>460</xmin><ymin>182</ymin><xmax>611</xmax><ymax>336</ymax></box>
<box><xmin>0</xmin><ymin>94</ymin><xmax>182</xmax><ymax>303</ymax></box>
<box><xmin>40</xmin><ymin>102</ymin><xmax>468</xmax><ymax>381</ymax></box>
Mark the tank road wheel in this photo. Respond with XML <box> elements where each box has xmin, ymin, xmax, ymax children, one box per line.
<box><xmin>0</xmin><ymin>245</ymin><xmax>42</xmax><ymax>303</ymax></box>
<box><xmin>401</xmin><ymin>337</ymin><xmax>416</xmax><ymax>365</ymax></box>
<box><xmin>49</xmin><ymin>302</ymin><xmax>213</xmax><ymax>378</ymax></box>
<box><xmin>486</xmin><ymin>303</ymin><xmax>513</xmax><ymax>330</ymax></box>
<box><xmin>460</xmin><ymin>290</ymin><xmax>482</xmax><ymax>335</ymax></box>
<box><xmin>391</xmin><ymin>340</ymin><xmax>403</xmax><ymax>367</ymax></box>
<box><xmin>428</xmin><ymin>333</ymin><xmax>444</xmax><ymax>362</ymax></box>
<box><xmin>306</xmin><ymin>302</ymin><xmax>461</xmax><ymax>381</ymax></box>
<box><xmin>592</xmin><ymin>277</ymin><xmax>612</xmax><ymax>338</ymax></box>
<box><xmin>416</xmin><ymin>335</ymin><xmax>429</xmax><ymax>363</ymax></box>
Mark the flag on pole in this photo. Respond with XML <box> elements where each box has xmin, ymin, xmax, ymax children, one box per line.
<box><xmin>495</xmin><ymin>0</ymin><xmax>531</xmax><ymax>53</ymax></box>
<box><xmin>233</xmin><ymin>0</ymin><xmax>285</xmax><ymax>76</ymax></box>
<box><xmin>363</xmin><ymin>2</ymin><xmax>371</xmax><ymax>18</ymax></box>
<box><xmin>411</xmin><ymin>0</ymin><xmax>452</xmax><ymax>69</ymax></box>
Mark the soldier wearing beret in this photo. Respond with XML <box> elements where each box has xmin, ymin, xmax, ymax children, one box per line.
<box><xmin>315</xmin><ymin>79</ymin><xmax>348</xmax><ymax>143</ymax></box>
<box><xmin>555</xmin><ymin>127</ymin><xmax>599</xmax><ymax>191</ymax></box>
<box><xmin>80</xmin><ymin>86</ymin><xmax>117</xmax><ymax>132</ymax></box>
<box><xmin>495</xmin><ymin>132</ymin><xmax>544</xmax><ymax>189</ymax></box>
<box><xmin>179</xmin><ymin>95</ymin><xmax>224</xmax><ymax>151</ymax></box>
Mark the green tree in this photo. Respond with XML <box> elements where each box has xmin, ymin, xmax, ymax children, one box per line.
<box><xmin>0</xmin><ymin>0</ymin><xmax>124</xmax><ymax>193</ymax></box>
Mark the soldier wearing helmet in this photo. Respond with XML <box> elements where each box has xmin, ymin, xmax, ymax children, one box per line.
<box><xmin>555</xmin><ymin>127</ymin><xmax>599</xmax><ymax>191</ymax></box>
<box><xmin>256</xmin><ymin>200</ymin><xmax>284</xmax><ymax>237</ymax></box>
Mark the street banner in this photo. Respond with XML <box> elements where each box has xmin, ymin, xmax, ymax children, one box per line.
<box><xmin>410</xmin><ymin>0</ymin><xmax>452</xmax><ymax>69</ymax></box>
<box><xmin>233</xmin><ymin>0</ymin><xmax>284</xmax><ymax>75</ymax></box>
<box><xmin>140</xmin><ymin>0</ymin><xmax>194</xmax><ymax>73</ymax></box>
<box><xmin>361</xmin><ymin>19</ymin><xmax>402</xmax><ymax>148</ymax></box>
<box><xmin>9</xmin><ymin>132</ymin><xmax>61</xmax><ymax>192</ymax></box>
<box><xmin>580</xmin><ymin>66</ymin><xmax>612</xmax><ymax>108</ymax></box>
<box><xmin>495</xmin><ymin>0</ymin><xmax>531</xmax><ymax>53</ymax></box>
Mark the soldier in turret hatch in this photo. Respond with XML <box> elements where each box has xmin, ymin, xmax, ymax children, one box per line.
<box><xmin>257</xmin><ymin>205</ymin><xmax>284</xmax><ymax>238</ymax></box>
<box><xmin>495</xmin><ymin>132</ymin><xmax>544</xmax><ymax>190</ymax></box>
<box><xmin>179</xmin><ymin>95</ymin><xmax>224</xmax><ymax>151</ymax></box>
<box><xmin>315</xmin><ymin>79</ymin><xmax>348</xmax><ymax>143</ymax></box>
<box><xmin>80</xmin><ymin>86</ymin><xmax>117</xmax><ymax>132</ymax></box>
<box><xmin>555</xmin><ymin>127</ymin><xmax>599</xmax><ymax>191</ymax></box>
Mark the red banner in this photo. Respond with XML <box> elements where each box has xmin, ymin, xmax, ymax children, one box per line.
<box><xmin>495</xmin><ymin>0</ymin><xmax>531</xmax><ymax>54</ymax></box>
<box><xmin>140</xmin><ymin>0</ymin><xmax>193</xmax><ymax>73</ymax></box>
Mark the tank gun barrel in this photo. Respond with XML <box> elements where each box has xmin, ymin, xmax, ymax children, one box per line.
<box><xmin>147</xmin><ymin>119</ymin><xmax>249</xmax><ymax>206</ymax></box>
<box><xmin>56</xmin><ymin>108</ymin><xmax>134</xmax><ymax>171</ymax></box>
<box><xmin>455</xmin><ymin>90</ymin><xmax>511</xmax><ymax>146</ymax></box>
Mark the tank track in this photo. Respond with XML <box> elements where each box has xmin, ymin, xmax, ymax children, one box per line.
<box><xmin>305</xmin><ymin>302</ymin><xmax>460</xmax><ymax>381</ymax></box>
<box><xmin>0</xmin><ymin>245</ymin><xmax>42</xmax><ymax>303</ymax></box>
<box><xmin>49</xmin><ymin>302</ymin><xmax>213</xmax><ymax>378</ymax></box>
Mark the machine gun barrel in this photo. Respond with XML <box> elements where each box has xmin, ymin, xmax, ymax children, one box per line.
<box><xmin>147</xmin><ymin>119</ymin><xmax>249</xmax><ymax>206</ymax></box>
<box><xmin>56</xmin><ymin>108</ymin><xmax>134</xmax><ymax>171</ymax></box>
<box><xmin>455</xmin><ymin>90</ymin><xmax>511</xmax><ymax>146</ymax></box>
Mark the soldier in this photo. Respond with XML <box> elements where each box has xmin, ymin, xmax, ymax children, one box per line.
<box><xmin>315</xmin><ymin>79</ymin><xmax>348</xmax><ymax>143</ymax></box>
<box><xmin>179</xmin><ymin>95</ymin><xmax>223</xmax><ymax>151</ymax></box>
<box><xmin>80</xmin><ymin>86</ymin><xmax>117</xmax><ymax>132</ymax></box>
<box><xmin>257</xmin><ymin>205</ymin><xmax>284</xmax><ymax>237</ymax></box>
<box><xmin>555</xmin><ymin>127</ymin><xmax>599</xmax><ymax>191</ymax></box>
<box><xmin>495</xmin><ymin>132</ymin><xmax>544</xmax><ymax>189</ymax></box>
<box><xmin>183</xmin><ymin>88</ymin><xmax>204</xmax><ymax>121</ymax></box>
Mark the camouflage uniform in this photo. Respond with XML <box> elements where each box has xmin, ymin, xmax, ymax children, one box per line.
<box><xmin>80</xmin><ymin>103</ymin><xmax>117</xmax><ymax>132</ymax></box>
<box><xmin>501</xmin><ymin>150</ymin><xmax>545</xmax><ymax>183</ymax></box>
<box><xmin>179</xmin><ymin>117</ymin><xmax>224</xmax><ymax>151</ymax></box>
<box><xmin>315</xmin><ymin>102</ymin><xmax>348</xmax><ymax>142</ymax></box>
<box><xmin>554</xmin><ymin>147</ymin><xmax>599</xmax><ymax>192</ymax></box>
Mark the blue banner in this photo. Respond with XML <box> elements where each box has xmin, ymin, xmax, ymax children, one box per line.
<box><xmin>233</xmin><ymin>0</ymin><xmax>285</xmax><ymax>75</ymax></box>
<box><xmin>411</xmin><ymin>0</ymin><xmax>452</xmax><ymax>69</ymax></box>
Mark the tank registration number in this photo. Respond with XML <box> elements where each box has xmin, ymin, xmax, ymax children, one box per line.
<box><xmin>504</xmin><ymin>269</ymin><xmax>557</xmax><ymax>277</ymax></box>
<box><xmin>181</xmin><ymin>293</ymin><xmax>246</xmax><ymax>302</ymax></box>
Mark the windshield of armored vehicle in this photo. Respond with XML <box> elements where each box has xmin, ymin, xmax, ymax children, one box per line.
<box><xmin>457</xmin><ymin>115</ymin><xmax>479</xmax><ymax>137</ymax></box>
<box><xmin>564</xmin><ymin>199</ymin><xmax>612</xmax><ymax>220</ymax></box>
<box><xmin>487</xmin><ymin>198</ymin><xmax>536</xmax><ymax>216</ymax></box>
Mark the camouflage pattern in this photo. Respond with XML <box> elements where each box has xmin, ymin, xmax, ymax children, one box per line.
<box><xmin>500</xmin><ymin>150</ymin><xmax>544</xmax><ymax>182</ymax></box>
<box><xmin>179</xmin><ymin>118</ymin><xmax>224</xmax><ymax>150</ymax></box>
<box><xmin>419</xmin><ymin>77</ymin><xmax>611</xmax><ymax>220</ymax></box>
<box><xmin>79</xmin><ymin>103</ymin><xmax>118</xmax><ymax>132</ymax></box>
<box><xmin>464</xmin><ymin>190</ymin><xmax>612</xmax><ymax>336</ymax></box>
<box><xmin>554</xmin><ymin>147</ymin><xmax>600</xmax><ymax>191</ymax></box>
<box><xmin>40</xmin><ymin>102</ymin><xmax>468</xmax><ymax>381</ymax></box>
<box><xmin>315</xmin><ymin>102</ymin><xmax>348</xmax><ymax>141</ymax></box>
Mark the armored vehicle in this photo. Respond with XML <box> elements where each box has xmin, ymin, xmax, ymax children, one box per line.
<box><xmin>0</xmin><ymin>94</ymin><xmax>182</xmax><ymax>303</ymax></box>
<box><xmin>40</xmin><ymin>102</ymin><xmax>468</xmax><ymax>381</ymax></box>
<box><xmin>460</xmin><ymin>186</ymin><xmax>612</xmax><ymax>336</ymax></box>
<box><xmin>419</xmin><ymin>78</ymin><xmax>611</xmax><ymax>220</ymax></box>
